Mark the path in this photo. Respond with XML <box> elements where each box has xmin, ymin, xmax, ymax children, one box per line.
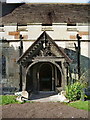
<box><xmin>2</xmin><ymin>102</ymin><xmax>88</xmax><ymax>118</ymax></box>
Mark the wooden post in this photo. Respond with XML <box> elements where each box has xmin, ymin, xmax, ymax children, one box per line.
<box><xmin>63</xmin><ymin>62</ymin><xmax>69</xmax><ymax>86</ymax></box>
<box><xmin>52</xmin><ymin>66</ymin><xmax>55</xmax><ymax>91</ymax></box>
<box><xmin>66</xmin><ymin>66</ymin><xmax>69</xmax><ymax>85</ymax></box>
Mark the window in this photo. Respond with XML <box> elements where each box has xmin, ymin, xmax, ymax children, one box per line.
<box><xmin>67</xmin><ymin>23</ymin><xmax>76</xmax><ymax>26</ymax></box>
<box><xmin>42</xmin><ymin>24</ymin><xmax>52</xmax><ymax>26</ymax></box>
<box><xmin>2</xmin><ymin>55</ymin><xmax>6</xmax><ymax>78</ymax></box>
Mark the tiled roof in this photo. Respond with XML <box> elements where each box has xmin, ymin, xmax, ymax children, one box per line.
<box><xmin>1</xmin><ymin>3</ymin><xmax>89</xmax><ymax>24</ymax></box>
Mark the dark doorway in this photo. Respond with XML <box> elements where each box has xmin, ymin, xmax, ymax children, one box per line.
<box><xmin>39</xmin><ymin>63</ymin><xmax>52</xmax><ymax>91</ymax></box>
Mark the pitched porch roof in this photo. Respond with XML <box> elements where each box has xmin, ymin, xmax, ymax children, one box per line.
<box><xmin>17</xmin><ymin>31</ymin><xmax>72</xmax><ymax>65</ymax></box>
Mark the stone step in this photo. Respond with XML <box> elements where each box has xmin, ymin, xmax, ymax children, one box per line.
<box><xmin>29</xmin><ymin>91</ymin><xmax>57</xmax><ymax>100</ymax></box>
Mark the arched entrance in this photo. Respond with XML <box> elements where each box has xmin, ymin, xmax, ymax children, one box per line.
<box><xmin>39</xmin><ymin>63</ymin><xmax>52</xmax><ymax>91</ymax></box>
<box><xmin>25</xmin><ymin>61</ymin><xmax>63</xmax><ymax>93</ymax></box>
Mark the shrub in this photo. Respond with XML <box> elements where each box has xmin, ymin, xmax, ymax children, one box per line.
<box><xmin>65</xmin><ymin>82</ymin><xmax>85</xmax><ymax>101</ymax></box>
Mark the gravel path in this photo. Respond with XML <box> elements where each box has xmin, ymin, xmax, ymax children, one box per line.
<box><xmin>1</xmin><ymin>102</ymin><xmax>89</xmax><ymax>118</ymax></box>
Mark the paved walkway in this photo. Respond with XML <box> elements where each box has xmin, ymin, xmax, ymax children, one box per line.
<box><xmin>29</xmin><ymin>91</ymin><xmax>69</xmax><ymax>102</ymax></box>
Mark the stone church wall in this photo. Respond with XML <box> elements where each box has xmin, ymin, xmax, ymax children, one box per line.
<box><xmin>1</xmin><ymin>42</ymin><xmax>20</xmax><ymax>94</ymax></box>
<box><xmin>0</xmin><ymin>23</ymin><xmax>90</xmax><ymax>94</ymax></box>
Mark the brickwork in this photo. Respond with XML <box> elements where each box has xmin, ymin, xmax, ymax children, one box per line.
<box><xmin>79</xmin><ymin>31</ymin><xmax>89</xmax><ymax>36</ymax></box>
<box><xmin>70</xmin><ymin>35</ymin><xmax>76</xmax><ymax>39</ymax></box>
<box><xmin>9</xmin><ymin>31</ymin><xmax>20</xmax><ymax>36</ymax></box>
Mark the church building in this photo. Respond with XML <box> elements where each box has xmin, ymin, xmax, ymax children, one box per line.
<box><xmin>0</xmin><ymin>3</ymin><xmax>90</xmax><ymax>94</ymax></box>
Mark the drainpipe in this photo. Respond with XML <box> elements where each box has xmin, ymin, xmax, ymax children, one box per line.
<box><xmin>76</xmin><ymin>34</ymin><xmax>82</xmax><ymax>80</ymax></box>
<box><xmin>19</xmin><ymin>35</ymin><xmax>23</xmax><ymax>91</ymax></box>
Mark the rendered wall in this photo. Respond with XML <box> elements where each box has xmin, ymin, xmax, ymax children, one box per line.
<box><xmin>0</xmin><ymin>23</ymin><xmax>90</xmax><ymax>93</ymax></box>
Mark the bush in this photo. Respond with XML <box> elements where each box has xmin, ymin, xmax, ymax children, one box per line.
<box><xmin>65</xmin><ymin>82</ymin><xmax>84</xmax><ymax>101</ymax></box>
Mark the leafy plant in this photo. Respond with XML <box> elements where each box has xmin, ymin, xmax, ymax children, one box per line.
<box><xmin>65</xmin><ymin>82</ymin><xmax>85</xmax><ymax>101</ymax></box>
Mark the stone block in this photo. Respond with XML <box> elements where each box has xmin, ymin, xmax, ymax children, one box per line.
<box><xmin>15</xmin><ymin>91</ymin><xmax>28</xmax><ymax>99</ymax></box>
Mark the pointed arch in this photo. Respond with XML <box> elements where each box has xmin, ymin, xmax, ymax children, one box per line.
<box><xmin>25</xmin><ymin>61</ymin><xmax>64</xmax><ymax>91</ymax></box>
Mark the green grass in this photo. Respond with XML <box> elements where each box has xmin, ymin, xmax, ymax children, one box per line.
<box><xmin>0</xmin><ymin>95</ymin><xmax>34</xmax><ymax>105</ymax></box>
<box><xmin>0</xmin><ymin>95</ymin><xmax>18</xmax><ymax>105</ymax></box>
<box><xmin>68</xmin><ymin>100</ymin><xmax>90</xmax><ymax>111</ymax></box>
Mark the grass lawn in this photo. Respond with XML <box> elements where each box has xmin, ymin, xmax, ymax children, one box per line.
<box><xmin>0</xmin><ymin>95</ymin><xmax>18</xmax><ymax>105</ymax></box>
<box><xmin>68</xmin><ymin>100</ymin><xmax>90</xmax><ymax>111</ymax></box>
<box><xmin>0</xmin><ymin>95</ymin><xmax>33</xmax><ymax>105</ymax></box>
